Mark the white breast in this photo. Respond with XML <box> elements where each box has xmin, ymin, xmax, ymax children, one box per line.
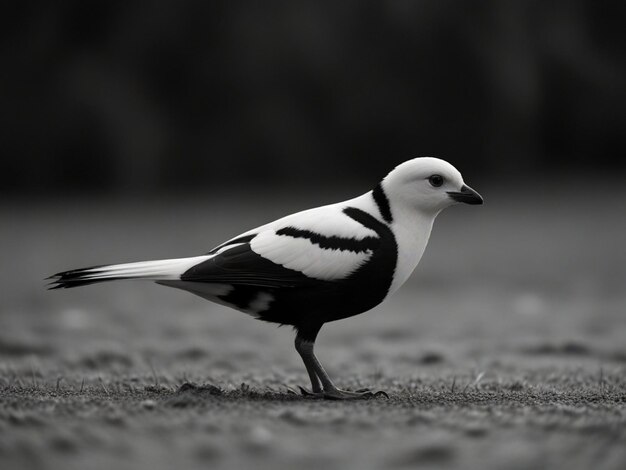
<box><xmin>387</xmin><ymin>209</ymin><xmax>434</xmax><ymax>296</ymax></box>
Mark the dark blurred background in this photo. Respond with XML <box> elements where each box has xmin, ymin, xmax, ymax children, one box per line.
<box><xmin>2</xmin><ymin>0</ymin><xmax>626</xmax><ymax>196</ymax></box>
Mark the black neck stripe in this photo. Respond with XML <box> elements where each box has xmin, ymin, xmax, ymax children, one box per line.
<box><xmin>343</xmin><ymin>207</ymin><xmax>390</xmax><ymax>236</ymax></box>
<box><xmin>275</xmin><ymin>227</ymin><xmax>378</xmax><ymax>253</ymax></box>
<box><xmin>372</xmin><ymin>183</ymin><xmax>393</xmax><ymax>224</ymax></box>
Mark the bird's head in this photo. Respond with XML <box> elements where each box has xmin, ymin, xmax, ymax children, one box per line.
<box><xmin>382</xmin><ymin>157</ymin><xmax>483</xmax><ymax>217</ymax></box>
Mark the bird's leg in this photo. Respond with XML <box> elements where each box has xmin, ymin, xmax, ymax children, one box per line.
<box><xmin>294</xmin><ymin>332</ymin><xmax>388</xmax><ymax>400</ymax></box>
<box><xmin>294</xmin><ymin>335</ymin><xmax>323</xmax><ymax>394</ymax></box>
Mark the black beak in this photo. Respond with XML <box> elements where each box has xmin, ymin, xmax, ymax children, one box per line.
<box><xmin>447</xmin><ymin>184</ymin><xmax>483</xmax><ymax>205</ymax></box>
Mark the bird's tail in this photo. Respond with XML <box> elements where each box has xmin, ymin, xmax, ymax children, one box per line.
<box><xmin>47</xmin><ymin>256</ymin><xmax>208</xmax><ymax>290</ymax></box>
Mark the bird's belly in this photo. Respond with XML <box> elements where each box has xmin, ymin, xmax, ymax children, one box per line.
<box><xmin>253</xmin><ymin>282</ymin><xmax>384</xmax><ymax>325</ymax></box>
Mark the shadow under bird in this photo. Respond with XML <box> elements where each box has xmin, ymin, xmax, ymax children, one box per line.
<box><xmin>48</xmin><ymin>157</ymin><xmax>483</xmax><ymax>399</ymax></box>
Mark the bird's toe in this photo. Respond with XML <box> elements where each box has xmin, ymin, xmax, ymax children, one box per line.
<box><xmin>320</xmin><ymin>388</ymin><xmax>389</xmax><ymax>400</ymax></box>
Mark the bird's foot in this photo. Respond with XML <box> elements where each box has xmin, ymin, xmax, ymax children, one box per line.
<box><xmin>323</xmin><ymin>388</ymin><xmax>389</xmax><ymax>400</ymax></box>
<box><xmin>297</xmin><ymin>385</ymin><xmax>322</xmax><ymax>397</ymax></box>
<box><xmin>297</xmin><ymin>385</ymin><xmax>389</xmax><ymax>400</ymax></box>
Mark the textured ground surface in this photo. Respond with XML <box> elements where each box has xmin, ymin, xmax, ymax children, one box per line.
<box><xmin>1</xmin><ymin>186</ymin><xmax>625</xmax><ymax>470</ymax></box>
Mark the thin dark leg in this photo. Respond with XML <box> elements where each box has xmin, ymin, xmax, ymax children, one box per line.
<box><xmin>294</xmin><ymin>329</ymin><xmax>388</xmax><ymax>400</ymax></box>
<box><xmin>295</xmin><ymin>335</ymin><xmax>323</xmax><ymax>393</ymax></box>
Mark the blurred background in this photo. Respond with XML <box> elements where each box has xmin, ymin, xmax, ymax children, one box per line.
<box><xmin>2</xmin><ymin>0</ymin><xmax>626</xmax><ymax>196</ymax></box>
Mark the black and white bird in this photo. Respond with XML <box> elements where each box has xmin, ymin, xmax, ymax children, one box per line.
<box><xmin>48</xmin><ymin>157</ymin><xmax>483</xmax><ymax>399</ymax></box>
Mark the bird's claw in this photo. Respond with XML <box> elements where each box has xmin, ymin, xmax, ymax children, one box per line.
<box><xmin>295</xmin><ymin>386</ymin><xmax>389</xmax><ymax>400</ymax></box>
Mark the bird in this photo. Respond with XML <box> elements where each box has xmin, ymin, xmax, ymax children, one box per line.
<box><xmin>48</xmin><ymin>157</ymin><xmax>483</xmax><ymax>399</ymax></box>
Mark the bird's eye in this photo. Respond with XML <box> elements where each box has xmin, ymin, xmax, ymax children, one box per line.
<box><xmin>428</xmin><ymin>174</ymin><xmax>444</xmax><ymax>187</ymax></box>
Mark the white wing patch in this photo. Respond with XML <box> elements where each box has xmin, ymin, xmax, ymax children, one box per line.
<box><xmin>275</xmin><ymin>206</ymin><xmax>378</xmax><ymax>240</ymax></box>
<box><xmin>250</xmin><ymin>231</ymin><xmax>372</xmax><ymax>281</ymax></box>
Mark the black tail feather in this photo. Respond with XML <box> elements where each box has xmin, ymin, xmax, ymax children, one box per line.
<box><xmin>46</xmin><ymin>265</ymin><xmax>116</xmax><ymax>290</ymax></box>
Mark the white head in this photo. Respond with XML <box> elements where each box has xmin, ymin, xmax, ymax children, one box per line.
<box><xmin>382</xmin><ymin>157</ymin><xmax>483</xmax><ymax>217</ymax></box>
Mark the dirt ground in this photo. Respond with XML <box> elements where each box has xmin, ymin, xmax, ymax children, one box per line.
<box><xmin>1</xmin><ymin>186</ymin><xmax>625</xmax><ymax>470</ymax></box>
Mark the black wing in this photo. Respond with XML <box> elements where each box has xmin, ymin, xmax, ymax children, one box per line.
<box><xmin>182</xmin><ymin>242</ymin><xmax>319</xmax><ymax>289</ymax></box>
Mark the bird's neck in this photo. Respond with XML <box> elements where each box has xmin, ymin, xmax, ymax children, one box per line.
<box><xmin>346</xmin><ymin>191</ymin><xmax>436</xmax><ymax>297</ymax></box>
